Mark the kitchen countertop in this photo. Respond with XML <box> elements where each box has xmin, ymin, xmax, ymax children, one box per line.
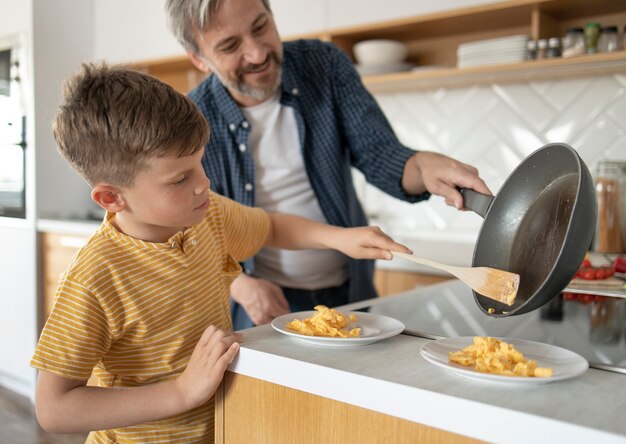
<box><xmin>37</xmin><ymin>218</ymin><xmax>100</xmax><ymax>236</ymax></box>
<box><xmin>232</xmin><ymin>312</ymin><xmax>626</xmax><ymax>443</ymax></box>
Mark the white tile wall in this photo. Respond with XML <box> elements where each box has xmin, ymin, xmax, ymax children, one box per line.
<box><xmin>355</xmin><ymin>74</ymin><xmax>626</xmax><ymax>241</ymax></box>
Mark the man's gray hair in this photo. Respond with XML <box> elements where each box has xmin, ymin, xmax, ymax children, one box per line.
<box><xmin>165</xmin><ymin>0</ymin><xmax>272</xmax><ymax>55</ymax></box>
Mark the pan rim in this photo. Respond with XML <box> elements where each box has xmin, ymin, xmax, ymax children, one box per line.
<box><xmin>472</xmin><ymin>142</ymin><xmax>585</xmax><ymax>317</ymax></box>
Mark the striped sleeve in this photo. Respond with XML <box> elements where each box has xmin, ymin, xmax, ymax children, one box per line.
<box><xmin>218</xmin><ymin>194</ymin><xmax>270</xmax><ymax>262</ymax></box>
<box><xmin>31</xmin><ymin>275</ymin><xmax>112</xmax><ymax>380</ymax></box>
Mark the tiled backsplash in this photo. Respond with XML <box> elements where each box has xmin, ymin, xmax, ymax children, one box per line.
<box><xmin>354</xmin><ymin>74</ymin><xmax>626</xmax><ymax>240</ymax></box>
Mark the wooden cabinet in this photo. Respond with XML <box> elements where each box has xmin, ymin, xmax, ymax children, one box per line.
<box><xmin>374</xmin><ymin>269</ymin><xmax>451</xmax><ymax>297</ymax></box>
<box><xmin>40</xmin><ymin>232</ymin><xmax>89</xmax><ymax>322</ymax></box>
<box><xmin>215</xmin><ymin>372</ymin><xmax>481</xmax><ymax>444</ymax></box>
<box><xmin>132</xmin><ymin>0</ymin><xmax>626</xmax><ymax>94</ymax></box>
<box><xmin>132</xmin><ymin>56</ymin><xmax>207</xmax><ymax>94</ymax></box>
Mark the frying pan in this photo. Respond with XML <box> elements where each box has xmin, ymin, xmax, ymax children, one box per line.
<box><xmin>461</xmin><ymin>143</ymin><xmax>596</xmax><ymax>317</ymax></box>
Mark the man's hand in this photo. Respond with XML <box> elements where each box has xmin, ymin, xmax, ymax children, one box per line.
<box><xmin>333</xmin><ymin>226</ymin><xmax>412</xmax><ymax>261</ymax></box>
<box><xmin>402</xmin><ymin>151</ymin><xmax>492</xmax><ymax>210</ymax></box>
<box><xmin>176</xmin><ymin>326</ymin><xmax>241</xmax><ymax>410</ymax></box>
<box><xmin>230</xmin><ymin>273</ymin><xmax>290</xmax><ymax>325</ymax></box>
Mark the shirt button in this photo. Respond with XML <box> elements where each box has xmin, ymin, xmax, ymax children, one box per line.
<box><xmin>241</xmin><ymin>121</ymin><xmax>249</xmax><ymax>129</ymax></box>
<box><xmin>291</xmin><ymin>88</ymin><xmax>299</xmax><ymax>95</ymax></box>
<box><xmin>228</xmin><ymin>123</ymin><xmax>236</xmax><ymax>132</ymax></box>
<box><xmin>245</xmin><ymin>183</ymin><xmax>254</xmax><ymax>192</ymax></box>
<box><xmin>239</xmin><ymin>143</ymin><xmax>247</xmax><ymax>152</ymax></box>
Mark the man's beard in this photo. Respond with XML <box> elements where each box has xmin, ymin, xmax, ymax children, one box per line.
<box><xmin>212</xmin><ymin>51</ymin><xmax>283</xmax><ymax>101</ymax></box>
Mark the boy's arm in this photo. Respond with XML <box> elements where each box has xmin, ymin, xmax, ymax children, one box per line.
<box><xmin>265</xmin><ymin>214</ymin><xmax>411</xmax><ymax>260</ymax></box>
<box><xmin>35</xmin><ymin>326</ymin><xmax>240</xmax><ymax>434</ymax></box>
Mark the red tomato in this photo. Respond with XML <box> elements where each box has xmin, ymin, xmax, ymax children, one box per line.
<box><xmin>581</xmin><ymin>294</ymin><xmax>594</xmax><ymax>304</ymax></box>
<box><xmin>614</xmin><ymin>255</ymin><xmax>626</xmax><ymax>273</ymax></box>
<box><xmin>594</xmin><ymin>268</ymin><xmax>607</xmax><ymax>279</ymax></box>
<box><xmin>579</xmin><ymin>269</ymin><xmax>596</xmax><ymax>280</ymax></box>
<box><xmin>581</xmin><ymin>258</ymin><xmax>592</xmax><ymax>268</ymax></box>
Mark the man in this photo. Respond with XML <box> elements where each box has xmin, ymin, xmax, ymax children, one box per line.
<box><xmin>165</xmin><ymin>0</ymin><xmax>491</xmax><ymax>330</ymax></box>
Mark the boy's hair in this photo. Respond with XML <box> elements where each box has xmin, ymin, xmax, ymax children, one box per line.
<box><xmin>53</xmin><ymin>62</ymin><xmax>209</xmax><ymax>186</ymax></box>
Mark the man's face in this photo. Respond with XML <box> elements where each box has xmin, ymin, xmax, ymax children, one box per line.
<box><xmin>192</xmin><ymin>0</ymin><xmax>283</xmax><ymax>106</ymax></box>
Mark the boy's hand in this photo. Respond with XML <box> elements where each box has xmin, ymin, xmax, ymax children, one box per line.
<box><xmin>334</xmin><ymin>226</ymin><xmax>412</xmax><ymax>260</ymax></box>
<box><xmin>175</xmin><ymin>326</ymin><xmax>242</xmax><ymax>409</ymax></box>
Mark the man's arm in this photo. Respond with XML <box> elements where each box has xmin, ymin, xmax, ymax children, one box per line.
<box><xmin>328</xmin><ymin>43</ymin><xmax>490</xmax><ymax>205</ymax></box>
<box><xmin>35</xmin><ymin>326</ymin><xmax>240</xmax><ymax>433</ymax></box>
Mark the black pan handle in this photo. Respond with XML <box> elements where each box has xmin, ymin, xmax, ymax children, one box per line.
<box><xmin>459</xmin><ymin>188</ymin><xmax>494</xmax><ymax>218</ymax></box>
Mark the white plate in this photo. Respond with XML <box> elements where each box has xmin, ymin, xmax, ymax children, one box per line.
<box><xmin>355</xmin><ymin>62</ymin><xmax>414</xmax><ymax>76</ymax></box>
<box><xmin>420</xmin><ymin>337</ymin><xmax>588</xmax><ymax>385</ymax></box>
<box><xmin>271</xmin><ymin>310</ymin><xmax>404</xmax><ymax>347</ymax></box>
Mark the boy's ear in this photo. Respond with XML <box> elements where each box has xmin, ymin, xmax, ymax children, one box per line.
<box><xmin>91</xmin><ymin>184</ymin><xmax>126</xmax><ymax>213</ymax></box>
<box><xmin>188</xmin><ymin>51</ymin><xmax>211</xmax><ymax>73</ymax></box>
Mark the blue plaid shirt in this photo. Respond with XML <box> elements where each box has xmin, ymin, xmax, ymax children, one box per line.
<box><xmin>189</xmin><ymin>39</ymin><xmax>429</xmax><ymax>303</ymax></box>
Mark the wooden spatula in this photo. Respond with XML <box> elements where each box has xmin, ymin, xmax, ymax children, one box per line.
<box><xmin>391</xmin><ymin>251</ymin><xmax>519</xmax><ymax>306</ymax></box>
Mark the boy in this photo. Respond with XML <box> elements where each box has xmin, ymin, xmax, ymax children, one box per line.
<box><xmin>30</xmin><ymin>63</ymin><xmax>411</xmax><ymax>443</ymax></box>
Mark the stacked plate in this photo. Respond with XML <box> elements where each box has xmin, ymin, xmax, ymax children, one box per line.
<box><xmin>457</xmin><ymin>35</ymin><xmax>529</xmax><ymax>68</ymax></box>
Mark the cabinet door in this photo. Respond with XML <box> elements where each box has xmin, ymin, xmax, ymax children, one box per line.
<box><xmin>0</xmin><ymin>225</ymin><xmax>37</xmax><ymax>395</ymax></box>
<box><xmin>41</xmin><ymin>232</ymin><xmax>89</xmax><ymax>320</ymax></box>
<box><xmin>374</xmin><ymin>269</ymin><xmax>451</xmax><ymax>296</ymax></box>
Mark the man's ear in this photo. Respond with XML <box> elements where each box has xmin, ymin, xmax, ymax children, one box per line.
<box><xmin>91</xmin><ymin>184</ymin><xmax>126</xmax><ymax>213</ymax></box>
<box><xmin>188</xmin><ymin>51</ymin><xmax>211</xmax><ymax>73</ymax></box>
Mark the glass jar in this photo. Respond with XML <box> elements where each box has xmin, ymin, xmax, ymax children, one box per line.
<box><xmin>562</xmin><ymin>27</ymin><xmax>585</xmax><ymax>58</ymax></box>
<box><xmin>526</xmin><ymin>40</ymin><xmax>537</xmax><ymax>60</ymax></box>
<box><xmin>536</xmin><ymin>39</ymin><xmax>548</xmax><ymax>59</ymax></box>
<box><xmin>546</xmin><ymin>37</ymin><xmax>561</xmax><ymax>58</ymax></box>
<box><xmin>590</xmin><ymin>298</ymin><xmax>622</xmax><ymax>345</ymax></box>
<box><xmin>598</xmin><ymin>26</ymin><xmax>620</xmax><ymax>52</ymax></box>
<box><xmin>584</xmin><ymin>22</ymin><xmax>601</xmax><ymax>54</ymax></box>
<box><xmin>593</xmin><ymin>161</ymin><xmax>626</xmax><ymax>254</ymax></box>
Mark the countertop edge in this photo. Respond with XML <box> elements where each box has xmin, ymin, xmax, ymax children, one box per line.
<box><xmin>229</xmin><ymin>340</ymin><xmax>624</xmax><ymax>444</ymax></box>
<box><xmin>37</xmin><ymin>219</ymin><xmax>100</xmax><ymax>236</ymax></box>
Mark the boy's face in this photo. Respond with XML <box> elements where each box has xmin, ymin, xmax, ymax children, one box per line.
<box><xmin>191</xmin><ymin>0</ymin><xmax>283</xmax><ymax>106</ymax></box>
<box><xmin>114</xmin><ymin>148</ymin><xmax>211</xmax><ymax>242</ymax></box>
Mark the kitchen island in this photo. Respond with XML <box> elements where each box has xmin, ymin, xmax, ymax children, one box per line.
<box><xmin>217</xmin><ymin>305</ymin><xmax>626</xmax><ymax>443</ymax></box>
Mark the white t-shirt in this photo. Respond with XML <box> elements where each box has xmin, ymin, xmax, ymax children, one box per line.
<box><xmin>241</xmin><ymin>94</ymin><xmax>348</xmax><ymax>289</ymax></box>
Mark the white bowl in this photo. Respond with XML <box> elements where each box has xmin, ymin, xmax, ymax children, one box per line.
<box><xmin>353</xmin><ymin>39</ymin><xmax>408</xmax><ymax>66</ymax></box>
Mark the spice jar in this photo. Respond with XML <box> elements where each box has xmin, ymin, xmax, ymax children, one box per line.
<box><xmin>584</xmin><ymin>22</ymin><xmax>601</xmax><ymax>54</ymax></box>
<box><xmin>536</xmin><ymin>39</ymin><xmax>548</xmax><ymax>59</ymax></box>
<box><xmin>562</xmin><ymin>27</ymin><xmax>585</xmax><ymax>58</ymax></box>
<box><xmin>598</xmin><ymin>26</ymin><xmax>620</xmax><ymax>52</ymax></box>
<box><xmin>547</xmin><ymin>37</ymin><xmax>561</xmax><ymax>58</ymax></box>
<box><xmin>593</xmin><ymin>161</ymin><xmax>626</xmax><ymax>254</ymax></box>
<box><xmin>526</xmin><ymin>40</ymin><xmax>537</xmax><ymax>60</ymax></box>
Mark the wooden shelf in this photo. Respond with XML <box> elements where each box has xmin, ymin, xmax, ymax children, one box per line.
<box><xmin>133</xmin><ymin>0</ymin><xmax>626</xmax><ymax>95</ymax></box>
<box><xmin>363</xmin><ymin>50</ymin><xmax>626</xmax><ymax>93</ymax></box>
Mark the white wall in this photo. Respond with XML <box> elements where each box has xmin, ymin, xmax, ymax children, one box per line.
<box><xmin>327</xmin><ymin>0</ymin><xmax>500</xmax><ymax>28</ymax></box>
<box><xmin>0</xmin><ymin>0</ymin><xmax>37</xmax><ymax>399</ymax></box>
<box><xmin>93</xmin><ymin>0</ymin><xmax>497</xmax><ymax>62</ymax></box>
<box><xmin>33</xmin><ymin>0</ymin><xmax>94</xmax><ymax>220</ymax></box>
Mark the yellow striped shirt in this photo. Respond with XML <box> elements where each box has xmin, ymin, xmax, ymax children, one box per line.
<box><xmin>31</xmin><ymin>193</ymin><xmax>270</xmax><ymax>443</ymax></box>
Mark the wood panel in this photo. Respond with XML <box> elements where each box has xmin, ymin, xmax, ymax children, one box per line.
<box><xmin>215</xmin><ymin>372</ymin><xmax>482</xmax><ymax>444</ymax></box>
<box><xmin>374</xmin><ymin>269</ymin><xmax>452</xmax><ymax>297</ymax></box>
<box><xmin>40</xmin><ymin>232</ymin><xmax>89</xmax><ymax>322</ymax></box>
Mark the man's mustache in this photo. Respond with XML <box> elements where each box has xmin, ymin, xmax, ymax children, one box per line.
<box><xmin>240</xmin><ymin>52</ymin><xmax>281</xmax><ymax>75</ymax></box>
